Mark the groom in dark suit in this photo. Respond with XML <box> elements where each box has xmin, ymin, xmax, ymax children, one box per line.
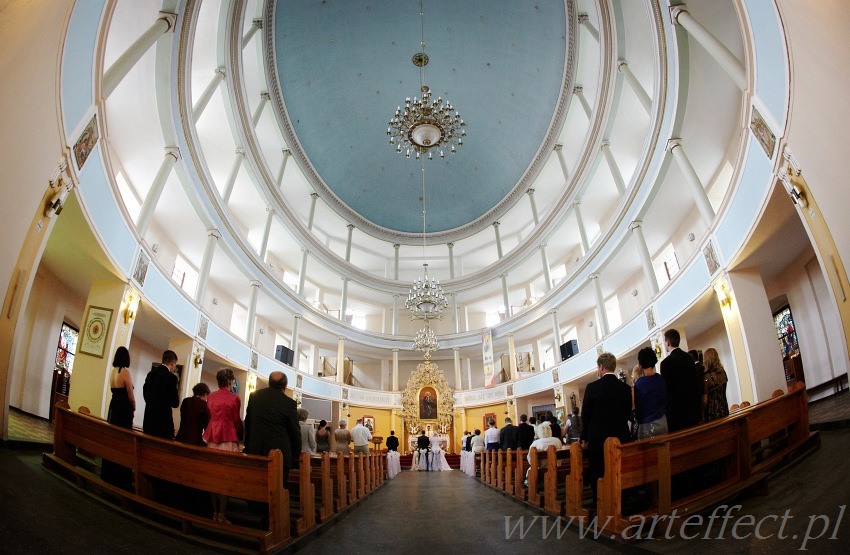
<box><xmin>660</xmin><ymin>329</ymin><xmax>703</xmax><ymax>432</ymax></box>
<box><xmin>244</xmin><ymin>371</ymin><xmax>301</xmax><ymax>486</ymax></box>
<box><xmin>416</xmin><ymin>430</ymin><xmax>431</xmax><ymax>471</ymax></box>
<box><xmin>580</xmin><ymin>352</ymin><xmax>632</xmax><ymax>504</ymax></box>
<box><xmin>143</xmin><ymin>350</ymin><xmax>180</xmax><ymax>439</ymax></box>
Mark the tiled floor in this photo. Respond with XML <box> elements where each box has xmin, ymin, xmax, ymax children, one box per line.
<box><xmin>4</xmin><ymin>390</ymin><xmax>850</xmax><ymax>446</ymax></box>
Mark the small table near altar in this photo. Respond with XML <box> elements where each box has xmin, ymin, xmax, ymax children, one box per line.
<box><xmin>371</xmin><ymin>436</ymin><xmax>383</xmax><ymax>451</ymax></box>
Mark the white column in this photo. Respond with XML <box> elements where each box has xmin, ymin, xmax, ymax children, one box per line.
<box><xmin>275</xmin><ymin>149</ymin><xmax>291</xmax><ymax>190</ymax></box>
<box><xmin>508</xmin><ymin>334</ymin><xmax>518</xmax><ymax>381</ymax></box>
<box><xmin>447</xmin><ymin>242</ymin><xmax>455</xmax><ymax>278</ymax></box>
<box><xmin>392</xmin><ymin>348</ymin><xmax>399</xmax><ymax>390</ymax></box>
<box><xmin>102</xmin><ymin>12</ymin><xmax>176</xmax><ymax>98</ymax></box>
<box><xmin>466</xmin><ymin>358</ymin><xmax>473</xmax><ymax>390</ymax></box>
<box><xmin>195</xmin><ymin>229</ymin><xmax>220</xmax><ymax>304</ymax></box>
<box><xmin>540</xmin><ymin>243</ymin><xmax>552</xmax><ymax>291</ymax></box>
<box><xmin>527</xmin><ymin>188</ymin><xmax>540</xmax><ymax>225</ymax></box>
<box><xmin>252</xmin><ymin>92</ymin><xmax>270</xmax><ymax>127</ymax></box>
<box><xmin>345</xmin><ymin>223</ymin><xmax>355</xmax><ymax>261</ymax></box>
<box><xmin>617</xmin><ymin>60</ymin><xmax>652</xmax><ymax>114</ymax></box>
<box><xmin>336</xmin><ymin>337</ymin><xmax>345</xmax><ymax>384</ymax></box>
<box><xmin>577</xmin><ymin>13</ymin><xmax>600</xmax><ymax>43</ymax></box>
<box><xmin>630</xmin><ymin>221</ymin><xmax>659</xmax><ymax>295</ymax></box>
<box><xmin>242</xmin><ymin>18</ymin><xmax>263</xmax><ymax>48</ymax></box>
<box><xmin>307</xmin><ymin>192</ymin><xmax>319</xmax><ymax>229</ymax></box>
<box><xmin>553</xmin><ymin>144</ymin><xmax>570</xmax><ymax>184</ymax></box>
<box><xmin>573</xmin><ymin>85</ymin><xmax>592</xmax><ymax>119</ymax></box>
<box><xmin>340</xmin><ymin>278</ymin><xmax>349</xmax><ymax>322</ymax></box>
<box><xmin>452</xmin><ymin>293</ymin><xmax>459</xmax><ymax>333</ymax></box>
<box><xmin>259</xmin><ymin>207</ymin><xmax>275</xmax><ymax>261</ymax></box>
<box><xmin>393</xmin><ymin>243</ymin><xmax>401</xmax><ymax>280</ymax></box>
<box><xmin>298</xmin><ymin>249</ymin><xmax>309</xmax><ymax>295</ymax></box>
<box><xmin>392</xmin><ymin>294</ymin><xmax>399</xmax><ymax>334</ymax></box>
<box><xmin>573</xmin><ymin>200</ymin><xmax>590</xmax><ymax>254</ymax></box>
<box><xmin>493</xmin><ymin>221</ymin><xmax>504</xmax><ymax>258</ymax></box>
<box><xmin>550</xmin><ymin>310</ymin><xmax>561</xmax><ymax>351</ymax></box>
<box><xmin>136</xmin><ymin>148</ymin><xmax>180</xmax><ymax>237</ymax></box>
<box><xmin>670</xmin><ymin>6</ymin><xmax>746</xmax><ymax>90</ymax></box>
<box><xmin>667</xmin><ymin>139</ymin><xmax>716</xmax><ymax>226</ymax></box>
<box><xmin>221</xmin><ymin>149</ymin><xmax>245</xmax><ymax>204</ymax></box>
<box><xmin>590</xmin><ymin>273</ymin><xmax>609</xmax><ymax>336</ymax></box>
<box><xmin>453</xmin><ymin>347</ymin><xmax>462</xmax><ymax>390</ymax></box>
<box><xmin>501</xmin><ymin>275</ymin><xmax>511</xmax><ymax>318</ymax></box>
<box><xmin>290</xmin><ymin>314</ymin><xmax>301</xmax><ymax>364</ymax></box>
<box><xmin>192</xmin><ymin>67</ymin><xmax>226</xmax><ymax>120</ymax></box>
<box><xmin>246</xmin><ymin>280</ymin><xmax>260</xmax><ymax>343</ymax></box>
<box><xmin>601</xmin><ymin>142</ymin><xmax>626</xmax><ymax>195</ymax></box>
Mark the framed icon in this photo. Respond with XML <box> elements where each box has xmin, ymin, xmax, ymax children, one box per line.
<box><xmin>79</xmin><ymin>306</ymin><xmax>113</xmax><ymax>358</ymax></box>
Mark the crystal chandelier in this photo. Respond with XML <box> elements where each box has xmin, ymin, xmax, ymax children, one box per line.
<box><xmin>406</xmin><ymin>263</ymin><xmax>448</xmax><ymax>319</ymax></box>
<box><xmin>387</xmin><ymin>1</ymin><xmax>465</xmax><ymax>160</ymax></box>
<box><xmin>412</xmin><ymin>323</ymin><xmax>439</xmax><ymax>354</ymax></box>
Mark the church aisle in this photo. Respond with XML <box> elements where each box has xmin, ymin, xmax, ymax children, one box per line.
<box><xmin>293</xmin><ymin>470</ymin><xmax>623</xmax><ymax>554</ymax></box>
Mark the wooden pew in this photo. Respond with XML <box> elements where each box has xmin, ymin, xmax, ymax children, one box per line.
<box><xmin>594</xmin><ymin>383</ymin><xmax>819</xmax><ymax>536</ymax></box>
<box><xmin>503</xmin><ymin>449</ymin><xmax>514</xmax><ymax>494</ymax></box>
<box><xmin>489</xmin><ymin>449</ymin><xmax>498</xmax><ymax>487</ymax></box>
<box><xmin>513</xmin><ymin>449</ymin><xmax>529</xmax><ymax>500</ymax></box>
<box><xmin>526</xmin><ymin>447</ymin><xmax>542</xmax><ymax>507</ymax></box>
<box><xmin>474</xmin><ymin>452</ymin><xmax>483</xmax><ymax>480</ymax></box>
<box><xmin>44</xmin><ymin>403</ymin><xmax>290</xmax><ymax>553</ymax></box>
<box><xmin>542</xmin><ymin>446</ymin><xmax>571</xmax><ymax>515</ymax></box>
<box><xmin>331</xmin><ymin>453</ymin><xmax>348</xmax><ymax>511</ymax></box>
<box><xmin>309</xmin><ymin>453</ymin><xmax>334</xmax><ymax>522</ymax></box>
<box><xmin>286</xmin><ymin>452</ymin><xmax>317</xmax><ymax>536</ymax></box>
<box><xmin>496</xmin><ymin>450</ymin><xmax>505</xmax><ymax>490</ymax></box>
<box><xmin>480</xmin><ymin>450</ymin><xmax>489</xmax><ymax>483</ymax></box>
<box><xmin>355</xmin><ymin>453</ymin><xmax>366</xmax><ymax>499</ymax></box>
<box><xmin>566</xmin><ymin>442</ymin><xmax>588</xmax><ymax>518</ymax></box>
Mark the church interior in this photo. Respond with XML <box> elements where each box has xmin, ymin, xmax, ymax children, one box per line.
<box><xmin>1</xmin><ymin>0</ymin><xmax>850</xmax><ymax>551</ymax></box>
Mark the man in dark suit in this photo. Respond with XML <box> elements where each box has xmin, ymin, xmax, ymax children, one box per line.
<box><xmin>580</xmin><ymin>352</ymin><xmax>632</xmax><ymax>505</ymax></box>
<box><xmin>143</xmin><ymin>350</ymin><xmax>180</xmax><ymax>439</ymax></box>
<box><xmin>244</xmin><ymin>371</ymin><xmax>301</xmax><ymax>486</ymax></box>
<box><xmin>499</xmin><ymin>417</ymin><xmax>520</xmax><ymax>450</ymax></box>
<box><xmin>660</xmin><ymin>329</ymin><xmax>703</xmax><ymax>432</ymax></box>
<box><xmin>517</xmin><ymin>414</ymin><xmax>535</xmax><ymax>450</ymax></box>
<box><xmin>386</xmin><ymin>430</ymin><xmax>400</xmax><ymax>452</ymax></box>
<box><xmin>416</xmin><ymin>430</ymin><xmax>431</xmax><ymax>470</ymax></box>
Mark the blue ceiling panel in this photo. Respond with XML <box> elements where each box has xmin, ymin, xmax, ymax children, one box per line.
<box><xmin>274</xmin><ymin>0</ymin><xmax>566</xmax><ymax>233</ymax></box>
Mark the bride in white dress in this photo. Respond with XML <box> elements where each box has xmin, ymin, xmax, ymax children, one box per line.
<box><xmin>422</xmin><ymin>432</ymin><xmax>452</xmax><ymax>471</ymax></box>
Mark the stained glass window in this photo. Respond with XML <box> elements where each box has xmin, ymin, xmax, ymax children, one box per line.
<box><xmin>773</xmin><ymin>306</ymin><xmax>799</xmax><ymax>359</ymax></box>
<box><xmin>55</xmin><ymin>322</ymin><xmax>79</xmax><ymax>373</ymax></box>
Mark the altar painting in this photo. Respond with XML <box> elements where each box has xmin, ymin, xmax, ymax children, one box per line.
<box><xmin>419</xmin><ymin>387</ymin><xmax>437</xmax><ymax>420</ymax></box>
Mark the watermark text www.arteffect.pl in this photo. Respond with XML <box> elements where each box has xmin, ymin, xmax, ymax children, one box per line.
<box><xmin>504</xmin><ymin>505</ymin><xmax>846</xmax><ymax>550</ymax></box>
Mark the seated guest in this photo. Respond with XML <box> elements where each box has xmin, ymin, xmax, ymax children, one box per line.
<box><xmin>484</xmin><ymin>419</ymin><xmax>500</xmax><ymax>451</ymax></box>
<box><xmin>499</xmin><ymin>417</ymin><xmax>519</xmax><ymax>450</ymax></box>
<box><xmin>470</xmin><ymin>429</ymin><xmax>485</xmax><ymax>453</ymax></box>
<box><xmin>703</xmin><ymin>348</ymin><xmax>730</xmax><ymax>422</ymax></box>
<box><xmin>175</xmin><ymin>382</ymin><xmax>211</xmax><ymax>446</ymax></box>
<box><xmin>525</xmin><ymin>422</ymin><xmax>563</xmax><ymax>485</ymax></box>
<box><xmin>334</xmin><ymin>419</ymin><xmax>352</xmax><ymax>454</ymax></box>
<box><xmin>298</xmin><ymin>408</ymin><xmax>316</xmax><ymax>453</ymax></box>
<box><xmin>517</xmin><ymin>415</ymin><xmax>535</xmax><ymax>450</ymax></box>
<box><xmin>634</xmin><ymin>347</ymin><xmax>668</xmax><ymax>440</ymax></box>
<box><xmin>315</xmin><ymin>420</ymin><xmax>330</xmax><ymax>453</ymax></box>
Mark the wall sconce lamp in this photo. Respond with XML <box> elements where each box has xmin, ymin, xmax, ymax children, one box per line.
<box><xmin>554</xmin><ymin>391</ymin><xmax>562</xmax><ymax>404</ymax></box>
<box><xmin>123</xmin><ymin>289</ymin><xmax>140</xmax><ymax>324</ymax></box>
<box><xmin>193</xmin><ymin>353</ymin><xmax>203</xmax><ymax>367</ymax></box>
<box><xmin>789</xmin><ymin>185</ymin><xmax>808</xmax><ymax>208</ymax></box>
<box><xmin>714</xmin><ymin>279</ymin><xmax>733</xmax><ymax>311</ymax></box>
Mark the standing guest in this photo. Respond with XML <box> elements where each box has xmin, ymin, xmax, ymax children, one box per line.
<box><xmin>350</xmin><ymin>418</ymin><xmax>372</xmax><ymax>454</ymax></box>
<box><xmin>334</xmin><ymin>419</ymin><xmax>352</xmax><ymax>454</ymax></box>
<box><xmin>298</xmin><ymin>408</ymin><xmax>316</xmax><ymax>453</ymax></box>
<box><xmin>470</xmin><ymin>429</ymin><xmax>486</xmax><ymax>453</ymax></box>
<box><xmin>315</xmin><ymin>420</ymin><xmax>331</xmax><ymax>453</ymax></box>
<box><xmin>633</xmin><ymin>347</ymin><xmax>668</xmax><ymax>440</ymax></box>
<box><xmin>460</xmin><ymin>431</ymin><xmax>471</xmax><ymax>451</ymax></box>
<box><xmin>464</xmin><ymin>430</ymin><xmax>474</xmax><ymax>452</ymax></box>
<box><xmin>143</xmin><ymin>350</ymin><xmax>180</xmax><ymax>439</ymax></box>
<box><xmin>244</xmin><ymin>371</ymin><xmax>300</xmax><ymax>487</ymax></box>
<box><xmin>102</xmin><ymin>346</ymin><xmax>135</xmax><ymax>490</ymax></box>
<box><xmin>484</xmin><ymin>419</ymin><xmax>500</xmax><ymax>451</ymax></box>
<box><xmin>386</xmin><ymin>430</ymin><xmax>400</xmax><ymax>452</ymax></box>
<box><xmin>528</xmin><ymin>416</ymin><xmax>539</xmax><ymax>439</ymax></box>
<box><xmin>702</xmin><ymin>348</ymin><xmax>730</xmax><ymax>422</ymax></box>
<box><xmin>416</xmin><ymin>430</ymin><xmax>431</xmax><ymax>471</ymax></box>
<box><xmin>175</xmin><ymin>383</ymin><xmax>211</xmax><ymax>446</ymax></box>
<box><xmin>499</xmin><ymin>417</ymin><xmax>520</xmax><ymax>451</ymax></box>
<box><xmin>580</xmin><ymin>352</ymin><xmax>632</xmax><ymax>505</ymax></box>
<box><xmin>660</xmin><ymin>329</ymin><xmax>703</xmax><ymax>432</ymax></box>
<box><xmin>564</xmin><ymin>408</ymin><xmax>583</xmax><ymax>444</ymax></box>
<box><xmin>546</xmin><ymin>411</ymin><xmax>563</xmax><ymax>441</ymax></box>
<box><xmin>517</xmin><ymin>415</ymin><xmax>535</xmax><ymax>450</ymax></box>
<box><xmin>204</xmin><ymin>368</ymin><xmax>243</xmax><ymax>523</ymax></box>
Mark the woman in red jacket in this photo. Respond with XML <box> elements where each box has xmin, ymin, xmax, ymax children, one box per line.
<box><xmin>203</xmin><ymin>368</ymin><xmax>243</xmax><ymax>523</ymax></box>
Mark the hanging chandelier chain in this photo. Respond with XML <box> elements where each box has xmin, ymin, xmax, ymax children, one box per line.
<box><xmin>419</xmin><ymin>0</ymin><xmax>425</xmax><ymax>88</ymax></box>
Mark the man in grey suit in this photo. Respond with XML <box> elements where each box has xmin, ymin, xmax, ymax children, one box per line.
<box><xmin>244</xmin><ymin>371</ymin><xmax>301</xmax><ymax>486</ymax></box>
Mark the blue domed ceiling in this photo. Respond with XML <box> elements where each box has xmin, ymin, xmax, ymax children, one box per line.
<box><xmin>272</xmin><ymin>0</ymin><xmax>567</xmax><ymax>234</ymax></box>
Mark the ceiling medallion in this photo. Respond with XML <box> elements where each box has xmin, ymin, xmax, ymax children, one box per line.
<box><xmin>387</xmin><ymin>1</ymin><xmax>465</xmax><ymax>160</ymax></box>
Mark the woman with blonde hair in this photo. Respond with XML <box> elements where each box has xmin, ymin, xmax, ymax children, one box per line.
<box><xmin>334</xmin><ymin>419</ymin><xmax>352</xmax><ymax>454</ymax></box>
<box><xmin>703</xmin><ymin>348</ymin><xmax>730</xmax><ymax>421</ymax></box>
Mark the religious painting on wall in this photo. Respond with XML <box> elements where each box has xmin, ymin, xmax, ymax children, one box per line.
<box><xmin>750</xmin><ymin>106</ymin><xmax>776</xmax><ymax>159</ymax></box>
<box><xmin>483</xmin><ymin>412</ymin><xmax>497</xmax><ymax>429</ymax></box>
<box><xmin>79</xmin><ymin>305</ymin><xmax>113</xmax><ymax>358</ymax></box>
<box><xmin>419</xmin><ymin>387</ymin><xmax>437</xmax><ymax>420</ymax></box>
<box><xmin>73</xmin><ymin>115</ymin><xmax>99</xmax><ymax>170</ymax></box>
<box><xmin>363</xmin><ymin>415</ymin><xmax>375</xmax><ymax>432</ymax></box>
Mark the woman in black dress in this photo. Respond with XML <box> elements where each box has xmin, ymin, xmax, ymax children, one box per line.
<box><xmin>101</xmin><ymin>346</ymin><xmax>135</xmax><ymax>490</ymax></box>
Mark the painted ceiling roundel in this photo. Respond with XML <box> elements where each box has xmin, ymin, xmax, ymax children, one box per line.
<box><xmin>271</xmin><ymin>0</ymin><xmax>568</xmax><ymax>235</ymax></box>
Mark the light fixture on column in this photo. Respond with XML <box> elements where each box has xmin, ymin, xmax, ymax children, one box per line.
<box><xmin>387</xmin><ymin>0</ymin><xmax>465</xmax><ymax>160</ymax></box>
